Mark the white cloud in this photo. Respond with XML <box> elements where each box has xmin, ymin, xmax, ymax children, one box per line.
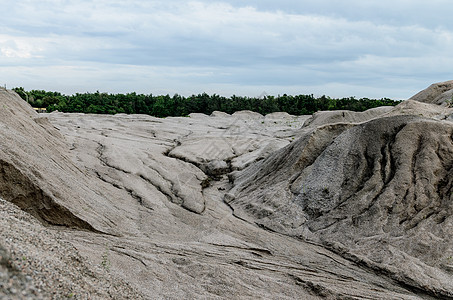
<box><xmin>0</xmin><ymin>37</ymin><xmax>34</xmax><ymax>59</ymax></box>
<box><xmin>1</xmin><ymin>0</ymin><xmax>453</xmax><ymax>98</ymax></box>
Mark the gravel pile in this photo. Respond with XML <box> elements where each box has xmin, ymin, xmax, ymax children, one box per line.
<box><xmin>0</xmin><ymin>198</ymin><xmax>144</xmax><ymax>299</ymax></box>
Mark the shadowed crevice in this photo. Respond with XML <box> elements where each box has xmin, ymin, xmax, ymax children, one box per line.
<box><xmin>0</xmin><ymin>159</ymin><xmax>99</xmax><ymax>232</ymax></box>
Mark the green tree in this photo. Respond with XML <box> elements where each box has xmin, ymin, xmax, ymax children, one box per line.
<box><xmin>13</xmin><ymin>87</ymin><xmax>402</xmax><ymax>117</ymax></box>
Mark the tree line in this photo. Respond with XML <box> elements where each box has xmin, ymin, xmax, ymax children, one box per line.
<box><xmin>12</xmin><ymin>87</ymin><xmax>401</xmax><ymax>117</ymax></box>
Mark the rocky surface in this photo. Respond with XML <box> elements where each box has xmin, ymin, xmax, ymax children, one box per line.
<box><xmin>0</xmin><ymin>197</ymin><xmax>142</xmax><ymax>299</ymax></box>
<box><xmin>1</xmin><ymin>82</ymin><xmax>453</xmax><ymax>299</ymax></box>
<box><xmin>230</xmin><ymin>115</ymin><xmax>453</xmax><ymax>298</ymax></box>
<box><xmin>409</xmin><ymin>80</ymin><xmax>453</xmax><ymax>106</ymax></box>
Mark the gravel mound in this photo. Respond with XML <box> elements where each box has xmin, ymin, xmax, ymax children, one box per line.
<box><xmin>3</xmin><ymin>84</ymin><xmax>453</xmax><ymax>299</ymax></box>
<box><xmin>0</xmin><ymin>198</ymin><xmax>144</xmax><ymax>299</ymax></box>
<box><xmin>229</xmin><ymin>110</ymin><xmax>453</xmax><ymax>298</ymax></box>
<box><xmin>409</xmin><ymin>80</ymin><xmax>453</xmax><ymax>106</ymax></box>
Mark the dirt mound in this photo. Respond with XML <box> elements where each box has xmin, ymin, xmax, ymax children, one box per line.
<box><xmin>0</xmin><ymin>90</ymin><xmax>98</xmax><ymax>230</ymax></box>
<box><xmin>2</xmin><ymin>86</ymin><xmax>451</xmax><ymax>299</ymax></box>
<box><xmin>229</xmin><ymin>110</ymin><xmax>453</xmax><ymax>298</ymax></box>
<box><xmin>409</xmin><ymin>80</ymin><xmax>453</xmax><ymax>106</ymax></box>
<box><xmin>0</xmin><ymin>198</ymin><xmax>143</xmax><ymax>299</ymax></box>
<box><xmin>303</xmin><ymin>106</ymin><xmax>393</xmax><ymax>127</ymax></box>
<box><xmin>0</xmin><ymin>90</ymin><xmax>137</xmax><ymax>235</ymax></box>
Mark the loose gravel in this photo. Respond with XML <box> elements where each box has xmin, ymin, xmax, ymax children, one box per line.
<box><xmin>0</xmin><ymin>198</ymin><xmax>144</xmax><ymax>300</ymax></box>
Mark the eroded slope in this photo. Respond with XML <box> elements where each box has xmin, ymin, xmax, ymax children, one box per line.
<box><xmin>0</xmin><ymin>88</ymin><xmax>428</xmax><ymax>299</ymax></box>
<box><xmin>229</xmin><ymin>98</ymin><xmax>453</xmax><ymax>298</ymax></box>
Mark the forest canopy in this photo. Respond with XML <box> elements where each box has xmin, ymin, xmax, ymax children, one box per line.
<box><xmin>13</xmin><ymin>87</ymin><xmax>401</xmax><ymax>117</ymax></box>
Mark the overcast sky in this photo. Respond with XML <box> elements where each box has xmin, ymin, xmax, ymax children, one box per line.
<box><xmin>1</xmin><ymin>0</ymin><xmax>452</xmax><ymax>99</ymax></box>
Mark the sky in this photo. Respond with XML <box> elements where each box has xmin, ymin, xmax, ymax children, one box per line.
<box><xmin>1</xmin><ymin>0</ymin><xmax>453</xmax><ymax>99</ymax></box>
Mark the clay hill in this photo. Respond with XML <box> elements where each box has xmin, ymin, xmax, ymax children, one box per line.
<box><xmin>1</xmin><ymin>81</ymin><xmax>453</xmax><ymax>299</ymax></box>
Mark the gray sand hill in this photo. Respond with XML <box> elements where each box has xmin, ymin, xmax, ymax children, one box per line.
<box><xmin>1</xmin><ymin>82</ymin><xmax>453</xmax><ymax>299</ymax></box>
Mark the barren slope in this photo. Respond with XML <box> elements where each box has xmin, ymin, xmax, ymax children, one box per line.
<box><xmin>229</xmin><ymin>85</ymin><xmax>453</xmax><ymax>299</ymax></box>
<box><xmin>409</xmin><ymin>80</ymin><xmax>453</xmax><ymax>106</ymax></box>
<box><xmin>1</xmin><ymin>85</ymin><xmax>451</xmax><ymax>299</ymax></box>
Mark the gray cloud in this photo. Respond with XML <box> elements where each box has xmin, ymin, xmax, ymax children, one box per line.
<box><xmin>1</xmin><ymin>0</ymin><xmax>453</xmax><ymax>98</ymax></box>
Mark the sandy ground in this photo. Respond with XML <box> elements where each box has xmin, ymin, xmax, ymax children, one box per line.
<box><xmin>2</xmin><ymin>86</ymin><xmax>452</xmax><ymax>299</ymax></box>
